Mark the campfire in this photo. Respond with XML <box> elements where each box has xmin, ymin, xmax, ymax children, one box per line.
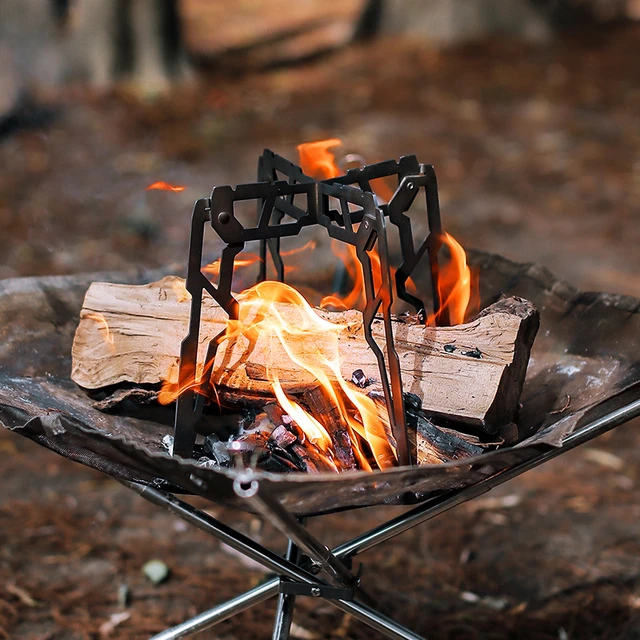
<box><xmin>71</xmin><ymin>142</ymin><xmax>539</xmax><ymax>473</ymax></box>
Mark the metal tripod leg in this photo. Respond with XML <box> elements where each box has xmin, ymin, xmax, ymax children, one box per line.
<box><xmin>135</xmin><ymin>398</ymin><xmax>640</xmax><ymax>640</ymax></box>
<box><xmin>128</xmin><ymin>481</ymin><xmax>424</xmax><ymax>640</ymax></box>
<box><xmin>272</xmin><ymin>537</ymin><xmax>302</xmax><ymax>640</ymax></box>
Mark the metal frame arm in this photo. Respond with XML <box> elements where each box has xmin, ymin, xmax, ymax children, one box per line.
<box><xmin>134</xmin><ymin>396</ymin><xmax>640</xmax><ymax>640</ymax></box>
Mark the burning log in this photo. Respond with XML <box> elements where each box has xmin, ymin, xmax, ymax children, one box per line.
<box><xmin>302</xmin><ymin>386</ymin><xmax>358</xmax><ymax>471</ymax></box>
<box><xmin>72</xmin><ymin>277</ymin><xmax>538</xmax><ymax>435</ymax></box>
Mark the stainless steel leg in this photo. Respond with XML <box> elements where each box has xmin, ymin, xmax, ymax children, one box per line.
<box><xmin>134</xmin><ymin>397</ymin><xmax>640</xmax><ymax>640</ymax></box>
<box><xmin>123</xmin><ymin>481</ymin><xmax>326</xmax><ymax>588</ymax></box>
<box><xmin>271</xmin><ymin>537</ymin><xmax>302</xmax><ymax>640</ymax></box>
<box><xmin>237</xmin><ymin>479</ymin><xmax>358</xmax><ymax>589</ymax></box>
<box><xmin>332</xmin><ymin>598</ymin><xmax>425</xmax><ymax>640</ymax></box>
<box><xmin>150</xmin><ymin>580</ymin><xmax>279</xmax><ymax>640</ymax></box>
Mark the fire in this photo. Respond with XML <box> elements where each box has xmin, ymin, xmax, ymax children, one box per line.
<box><xmin>146</xmin><ymin>181</ymin><xmax>186</xmax><ymax>192</ymax></box>
<box><xmin>272</xmin><ymin>377</ymin><xmax>333</xmax><ymax>455</ymax></box>
<box><xmin>299</xmin><ymin>140</ymin><xmax>474</xmax><ymax>326</ymax></box>
<box><xmin>160</xmin><ymin>278</ymin><xmax>397</xmax><ymax>470</ymax></box>
<box><xmin>203</xmin><ymin>254</ymin><xmax>260</xmax><ymax>278</ymax></box>
<box><xmin>231</xmin><ymin>280</ymin><xmax>396</xmax><ymax>470</ymax></box>
<box><xmin>158</xmin><ymin>142</ymin><xmax>478</xmax><ymax>472</ymax></box>
<box><xmin>428</xmin><ymin>232</ymin><xmax>474</xmax><ymax>326</ymax></box>
<box><xmin>319</xmin><ymin>242</ymin><xmax>418</xmax><ymax>315</ymax></box>
<box><xmin>297</xmin><ymin>139</ymin><xmax>342</xmax><ymax>179</ymax></box>
<box><xmin>202</xmin><ymin>242</ymin><xmax>316</xmax><ymax>279</ymax></box>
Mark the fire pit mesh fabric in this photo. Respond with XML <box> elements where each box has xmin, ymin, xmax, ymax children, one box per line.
<box><xmin>1</xmin><ymin>251</ymin><xmax>638</xmax><ymax>515</ymax></box>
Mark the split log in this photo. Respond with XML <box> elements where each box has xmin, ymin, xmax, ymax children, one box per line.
<box><xmin>71</xmin><ymin>276</ymin><xmax>539</xmax><ymax>433</ymax></box>
<box><xmin>302</xmin><ymin>386</ymin><xmax>358</xmax><ymax>471</ymax></box>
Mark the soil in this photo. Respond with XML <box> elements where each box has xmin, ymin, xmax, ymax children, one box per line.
<box><xmin>1</xmin><ymin>22</ymin><xmax>639</xmax><ymax>640</ymax></box>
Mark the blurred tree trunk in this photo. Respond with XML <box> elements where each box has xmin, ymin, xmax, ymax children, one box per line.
<box><xmin>65</xmin><ymin>0</ymin><xmax>191</xmax><ymax>94</ymax></box>
<box><xmin>0</xmin><ymin>0</ymin><xmax>190</xmax><ymax>103</ymax></box>
<box><xmin>355</xmin><ymin>0</ymin><xmax>551</xmax><ymax>44</ymax></box>
<box><xmin>355</xmin><ymin>0</ymin><xmax>638</xmax><ymax>42</ymax></box>
<box><xmin>0</xmin><ymin>0</ymin><xmax>62</xmax><ymax>122</ymax></box>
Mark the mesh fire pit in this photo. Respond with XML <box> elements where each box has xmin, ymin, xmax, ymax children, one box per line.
<box><xmin>1</xmin><ymin>148</ymin><xmax>639</xmax><ymax>640</ymax></box>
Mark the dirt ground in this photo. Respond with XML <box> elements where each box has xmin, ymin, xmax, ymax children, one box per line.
<box><xmin>1</xmin><ymin>23</ymin><xmax>639</xmax><ymax>640</ymax></box>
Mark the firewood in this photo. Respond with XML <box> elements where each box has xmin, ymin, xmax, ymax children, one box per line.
<box><xmin>269</xmin><ymin>424</ymin><xmax>298</xmax><ymax>449</ymax></box>
<box><xmin>412</xmin><ymin>414</ymin><xmax>485</xmax><ymax>465</ymax></box>
<box><xmin>302</xmin><ymin>386</ymin><xmax>358</xmax><ymax>471</ymax></box>
<box><xmin>71</xmin><ymin>276</ymin><xmax>539</xmax><ymax>433</ymax></box>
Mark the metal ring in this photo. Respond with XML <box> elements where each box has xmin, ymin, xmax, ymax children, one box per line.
<box><xmin>233</xmin><ymin>475</ymin><xmax>260</xmax><ymax>498</ymax></box>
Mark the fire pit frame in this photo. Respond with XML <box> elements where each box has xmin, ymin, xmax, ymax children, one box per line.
<box><xmin>123</xmin><ymin>395</ymin><xmax>640</xmax><ymax>640</ymax></box>
<box><xmin>173</xmin><ymin>150</ymin><xmax>447</xmax><ymax>468</ymax></box>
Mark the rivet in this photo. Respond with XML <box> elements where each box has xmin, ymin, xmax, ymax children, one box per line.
<box><xmin>407</xmin><ymin>182</ymin><xmax>415</xmax><ymax>190</ymax></box>
<box><xmin>218</xmin><ymin>211</ymin><xmax>231</xmax><ymax>225</ymax></box>
<box><xmin>310</xmin><ymin>587</ymin><xmax>321</xmax><ymax>597</ymax></box>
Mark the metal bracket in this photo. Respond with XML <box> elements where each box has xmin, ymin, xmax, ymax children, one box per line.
<box><xmin>278</xmin><ymin>580</ymin><xmax>355</xmax><ymax>601</ymax></box>
<box><xmin>278</xmin><ymin>564</ymin><xmax>362</xmax><ymax>601</ymax></box>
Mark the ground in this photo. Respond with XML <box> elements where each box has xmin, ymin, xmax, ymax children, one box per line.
<box><xmin>0</xmin><ymin>22</ymin><xmax>639</xmax><ymax>640</ymax></box>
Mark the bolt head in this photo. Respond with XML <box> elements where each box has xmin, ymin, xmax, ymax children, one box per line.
<box><xmin>310</xmin><ymin>587</ymin><xmax>321</xmax><ymax>597</ymax></box>
<box><xmin>407</xmin><ymin>182</ymin><xmax>415</xmax><ymax>190</ymax></box>
<box><xmin>218</xmin><ymin>211</ymin><xmax>231</xmax><ymax>225</ymax></box>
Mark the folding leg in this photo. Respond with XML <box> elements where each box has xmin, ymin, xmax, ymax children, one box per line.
<box><xmin>272</xmin><ymin>534</ymin><xmax>303</xmax><ymax>640</ymax></box>
<box><xmin>135</xmin><ymin>397</ymin><xmax>640</xmax><ymax>640</ymax></box>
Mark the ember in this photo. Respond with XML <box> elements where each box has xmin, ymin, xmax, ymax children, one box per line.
<box><xmin>145</xmin><ymin>181</ymin><xmax>186</xmax><ymax>192</ymax></box>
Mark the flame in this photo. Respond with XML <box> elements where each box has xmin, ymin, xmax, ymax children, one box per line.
<box><xmin>146</xmin><ymin>181</ymin><xmax>186</xmax><ymax>192</ymax></box>
<box><xmin>160</xmin><ymin>277</ymin><xmax>397</xmax><ymax>470</ymax></box>
<box><xmin>428</xmin><ymin>232</ymin><xmax>474</xmax><ymax>326</ymax></box>
<box><xmin>203</xmin><ymin>254</ymin><xmax>260</xmax><ymax>278</ymax></box>
<box><xmin>202</xmin><ymin>242</ymin><xmax>317</xmax><ymax>279</ymax></box>
<box><xmin>229</xmin><ymin>280</ymin><xmax>396</xmax><ymax>470</ymax></box>
<box><xmin>319</xmin><ymin>242</ymin><xmax>417</xmax><ymax>315</ymax></box>
<box><xmin>82</xmin><ymin>311</ymin><xmax>114</xmax><ymax>345</ymax></box>
<box><xmin>298</xmin><ymin>139</ymin><xmax>342</xmax><ymax>179</ymax></box>
<box><xmin>272</xmin><ymin>376</ymin><xmax>333</xmax><ymax>454</ymax></box>
<box><xmin>282</xmin><ymin>240</ymin><xmax>317</xmax><ymax>257</ymax></box>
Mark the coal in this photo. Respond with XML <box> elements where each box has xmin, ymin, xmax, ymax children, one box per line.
<box><xmin>351</xmin><ymin>369</ymin><xmax>369</xmax><ymax>388</ymax></box>
<box><xmin>269</xmin><ymin>424</ymin><xmax>297</xmax><ymax>449</ymax></box>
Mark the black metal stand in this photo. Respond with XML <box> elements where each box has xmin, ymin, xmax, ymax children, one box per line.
<box><xmin>173</xmin><ymin>150</ymin><xmax>446</xmax><ymax>467</ymax></box>
<box><xmin>121</xmin><ymin>397</ymin><xmax>640</xmax><ymax>640</ymax></box>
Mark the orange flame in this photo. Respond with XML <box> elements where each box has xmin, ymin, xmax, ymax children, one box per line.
<box><xmin>159</xmin><ymin>278</ymin><xmax>397</xmax><ymax>470</ymax></box>
<box><xmin>428</xmin><ymin>232</ymin><xmax>475</xmax><ymax>326</ymax></box>
<box><xmin>203</xmin><ymin>254</ymin><xmax>260</xmax><ymax>278</ymax></box>
<box><xmin>146</xmin><ymin>181</ymin><xmax>186</xmax><ymax>192</ymax></box>
<box><xmin>298</xmin><ymin>139</ymin><xmax>342</xmax><ymax>180</ymax></box>
<box><xmin>272</xmin><ymin>376</ymin><xmax>333</xmax><ymax>455</ymax></box>
<box><xmin>230</xmin><ymin>280</ymin><xmax>396</xmax><ymax>469</ymax></box>
<box><xmin>319</xmin><ymin>242</ymin><xmax>417</xmax><ymax>315</ymax></box>
<box><xmin>203</xmin><ymin>243</ymin><xmax>317</xmax><ymax>279</ymax></box>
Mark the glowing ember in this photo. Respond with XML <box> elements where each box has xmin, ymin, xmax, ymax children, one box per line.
<box><xmin>146</xmin><ymin>181</ymin><xmax>186</xmax><ymax>192</ymax></box>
